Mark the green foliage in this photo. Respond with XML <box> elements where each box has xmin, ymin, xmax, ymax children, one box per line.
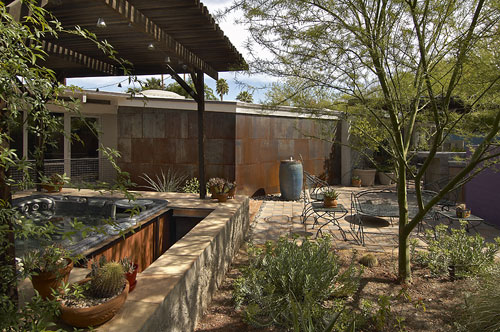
<box><xmin>323</xmin><ymin>188</ymin><xmax>339</xmax><ymax>200</ymax></box>
<box><xmin>233</xmin><ymin>236</ymin><xmax>361</xmax><ymax>330</ymax></box>
<box><xmin>21</xmin><ymin>244</ymin><xmax>71</xmax><ymax>276</ymax></box>
<box><xmin>236</xmin><ymin>90</ymin><xmax>254</xmax><ymax>103</ymax></box>
<box><xmin>457</xmin><ymin>264</ymin><xmax>500</xmax><ymax>332</ymax></box>
<box><xmin>0</xmin><ymin>291</ymin><xmax>61</xmax><ymax>331</ymax></box>
<box><xmin>90</xmin><ymin>262</ymin><xmax>125</xmax><ymax>298</ymax></box>
<box><xmin>216</xmin><ymin>78</ymin><xmax>229</xmax><ymax>101</ymax></box>
<box><xmin>416</xmin><ymin>222</ymin><xmax>500</xmax><ymax>278</ymax></box>
<box><xmin>0</xmin><ymin>1</ymin><xmax>133</xmax><ymax>329</ymax></box>
<box><xmin>139</xmin><ymin>168</ymin><xmax>187</xmax><ymax>192</ymax></box>
<box><xmin>182</xmin><ymin>177</ymin><xmax>200</xmax><ymax>193</ymax></box>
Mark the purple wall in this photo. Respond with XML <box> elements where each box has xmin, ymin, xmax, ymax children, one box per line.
<box><xmin>465</xmin><ymin>148</ymin><xmax>500</xmax><ymax>227</ymax></box>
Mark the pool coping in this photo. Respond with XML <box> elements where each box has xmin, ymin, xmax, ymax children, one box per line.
<box><xmin>14</xmin><ymin>189</ymin><xmax>249</xmax><ymax>332</ymax></box>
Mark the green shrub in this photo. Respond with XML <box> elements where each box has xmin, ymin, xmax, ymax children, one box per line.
<box><xmin>182</xmin><ymin>177</ymin><xmax>200</xmax><ymax>193</ymax></box>
<box><xmin>457</xmin><ymin>264</ymin><xmax>500</xmax><ymax>332</ymax></box>
<box><xmin>233</xmin><ymin>236</ymin><xmax>361</xmax><ymax>330</ymax></box>
<box><xmin>416</xmin><ymin>222</ymin><xmax>500</xmax><ymax>278</ymax></box>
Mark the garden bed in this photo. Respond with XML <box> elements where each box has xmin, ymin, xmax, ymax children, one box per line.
<box><xmin>195</xmin><ymin>246</ymin><xmax>471</xmax><ymax>332</ymax></box>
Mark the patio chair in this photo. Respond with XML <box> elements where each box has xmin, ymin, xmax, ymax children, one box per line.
<box><xmin>301</xmin><ymin>177</ymin><xmax>348</xmax><ymax>239</ymax></box>
<box><xmin>424</xmin><ymin>177</ymin><xmax>461</xmax><ymax>210</ymax></box>
<box><xmin>303</xmin><ymin>171</ymin><xmax>330</xmax><ymax>201</ymax></box>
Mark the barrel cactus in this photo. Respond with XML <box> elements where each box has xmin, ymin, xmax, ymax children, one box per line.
<box><xmin>90</xmin><ymin>262</ymin><xmax>125</xmax><ymax>298</ymax></box>
<box><xmin>359</xmin><ymin>254</ymin><xmax>379</xmax><ymax>267</ymax></box>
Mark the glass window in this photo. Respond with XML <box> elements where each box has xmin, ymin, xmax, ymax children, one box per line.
<box><xmin>28</xmin><ymin>113</ymin><xmax>64</xmax><ymax>160</ymax></box>
<box><xmin>71</xmin><ymin>117</ymin><xmax>98</xmax><ymax>159</ymax></box>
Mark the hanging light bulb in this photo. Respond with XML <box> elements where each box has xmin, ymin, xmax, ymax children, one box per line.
<box><xmin>182</xmin><ymin>64</ymin><xmax>188</xmax><ymax>70</ymax></box>
<box><xmin>147</xmin><ymin>43</ymin><xmax>155</xmax><ymax>51</ymax></box>
<box><xmin>117</xmin><ymin>82</ymin><xmax>122</xmax><ymax>88</ymax></box>
<box><xmin>164</xmin><ymin>56</ymin><xmax>171</xmax><ymax>64</ymax></box>
<box><xmin>96</xmin><ymin>17</ymin><xmax>107</xmax><ymax>29</ymax></box>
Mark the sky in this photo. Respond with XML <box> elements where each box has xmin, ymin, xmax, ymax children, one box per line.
<box><xmin>67</xmin><ymin>0</ymin><xmax>274</xmax><ymax>103</ymax></box>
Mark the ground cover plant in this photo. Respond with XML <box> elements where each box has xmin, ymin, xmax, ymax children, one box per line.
<box><xmin>233</xmin><ymin>236</ymin><xmax>361</xmax><ymax>331</ymax></box>
<box><xmin>415</xmin><ymin>222</ymin><xmax>500</xmax><ymax>279</ymax></box>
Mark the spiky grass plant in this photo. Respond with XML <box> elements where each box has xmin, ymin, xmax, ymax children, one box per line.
<box><xmin>458</xmin><ymin>264</ymin><xmax>500</xmax><ymax>332</ymax></box>
<box><xmin>139</xmin><ymin>168</ymin><xmax>187</xmax><ymax>192</ymax></box>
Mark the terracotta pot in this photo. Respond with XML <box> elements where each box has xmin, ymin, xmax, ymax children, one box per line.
<box><xmin>59</xmin><ymin>279</ymin><xmax>129</xmax><ymax>328</ymax></box>
<box><xmin>42</xmin><ymin>183</ymin><xmax>63</xmax><ymax>193</ymax></box>
<box><xmin>217</xmin><ymin>193</ymin><xmax>228</xmax><ymax>202</ymax></box>
<box><xmin>209</xmin><ymin>186</ymin><xmax>218</xmax><ymax>199</ymax></box>
<box><xmin>323</xmin><ymin>198</ymin><xmax>338</xmax><ymax>208</ymax></box>
<box><xmin>125</xmin><ymin>264</ymin><xmax>138</xmax><ymax>292</ymax></box>
<box><xmin>352</xmin><ymin>179</ymin><xmax>362</xmax><ymax>187</ymax></box>
<box><xmin>31</xmin><ymin>259</ymin><xmax>73</xmax><ymax>299</ymax></box>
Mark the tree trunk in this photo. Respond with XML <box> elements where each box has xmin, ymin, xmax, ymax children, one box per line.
<box><xmin>397</xmin><ymin>162</ymin><xmax>412</xmax><ymax>283</ymax></box>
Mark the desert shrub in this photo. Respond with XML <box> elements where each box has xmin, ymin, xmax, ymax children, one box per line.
<box><xmin>139</xmin><ymin>168</ymin><xmax>187</xmax><ymax>192</ymax></box>
<box><xmin>182</xmin><ymin>177</ymin><xmax>200</xmax><ymax>193</ymax></box>
<box><xmin>233</xmin><ymin>236</ymin><xmax>361</xmax><ymax>330</ymax></box>
<box><xmin>457</xmin><ymin>264</ymin><xmax>500</xmax><ymax>332</ymax></box>
<box><xmin>416</xmin><ymin>222</ymin><xmax>500</xmax><ymax>278</ymax></box>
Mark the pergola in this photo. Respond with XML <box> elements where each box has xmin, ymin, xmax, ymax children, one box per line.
<box><xmin>7</xmin><ymin>0</ymin><xmax>247</xmax><ymax>198</ymax></box>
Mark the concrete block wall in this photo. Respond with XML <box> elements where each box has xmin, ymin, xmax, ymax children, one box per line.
<box><xmin>138</xmin><ymin>198</ymin><xmax>250</xmax><ymax>332</ymax></box>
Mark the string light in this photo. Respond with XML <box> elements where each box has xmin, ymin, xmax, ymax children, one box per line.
<box><xmin>96</xmin><ymin>18</ymin><xmax>107</xmax><ymax>29</ymax></box>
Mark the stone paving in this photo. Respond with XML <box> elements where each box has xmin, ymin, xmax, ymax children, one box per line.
<box><xmin>249</xmin><ymin>185</ymin><xmax>500</xmax><ymax>253</ymax></box>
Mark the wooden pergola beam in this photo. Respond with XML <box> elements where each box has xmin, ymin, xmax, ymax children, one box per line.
<box><xmin>41</xmin><ymin>41</ymin><xmax>119</xmax><ymax>75</ymax></box>
<box><xmin>101</xmin><ymin>0</ymin><xmax>219</xmax><ymax>80</ymax></box>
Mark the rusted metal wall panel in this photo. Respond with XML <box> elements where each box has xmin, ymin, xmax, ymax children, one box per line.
<box><xmin>117</xmin><ymin>106</ymin><xmax>338</xmax><ymax>196</ymax></box>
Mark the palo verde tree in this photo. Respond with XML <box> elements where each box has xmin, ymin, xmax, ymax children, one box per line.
<box><xmin>228</xmin><ymin>0</ymin><xmax>500</xmax><ymax>282</ymax></box>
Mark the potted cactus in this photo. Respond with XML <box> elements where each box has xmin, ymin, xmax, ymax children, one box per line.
<box><xmin>21</xmin><ymin>244</ymin><xmax>74</xmax><ymax>299</ymax></box>
<box><xmin>59</xmin><ymin>262</ymin><xmax>129</xmax><ymax>328</ymax></box>
<box><xmin>323</xmin><ymin>188</ymin><xmax>339</xmax><ymax>208</ymax></box>
<box><xmin>88</xmin><ymin>256</ymin><xmax>139</xmax><ymax>292</ymax></box>
<box><xmin>120</xmin><ymin>257</ymin><xmax>139</xmax><ymax>292</ymax></box>
<box><xmin>351</xmin><ymin>175</ymin><xmax>362</xmax><ymax>187</ymax></box>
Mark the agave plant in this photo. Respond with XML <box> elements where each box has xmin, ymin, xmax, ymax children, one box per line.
<box><xmin>139</xmin><ymin>168</ymin><xmax>187</xmax><ymax>192</ymax></box>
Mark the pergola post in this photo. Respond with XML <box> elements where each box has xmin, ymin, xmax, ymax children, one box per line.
<box><xmin>194</xmin><ymin>70</ymin><xmax>206</xmax><ymax>199</ymax></box>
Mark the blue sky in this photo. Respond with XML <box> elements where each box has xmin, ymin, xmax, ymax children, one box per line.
<box><xmin>67</xmin><ymin>0</ymin><xmax>273</xmax><ymax>103</ymax></box>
